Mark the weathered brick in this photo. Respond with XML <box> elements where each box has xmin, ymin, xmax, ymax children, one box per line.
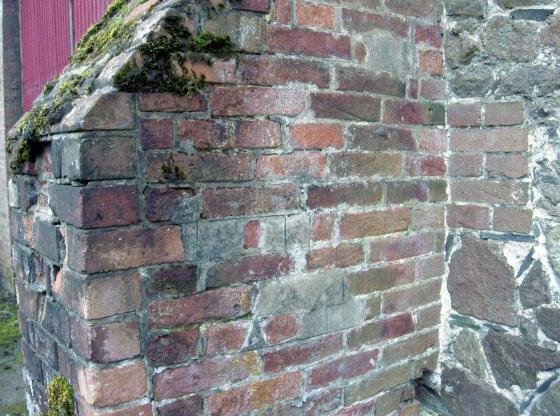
<box><xmin>140</xmin><ymin>118</ymin><xmax>174</xmax><ymax>149</ymax></box>
<box><xmin>257</xmin><ymin>152</ymin><xmax>326</xmax><ymax>180</ymax></box>
<box><xmin>383</xmin><ymin>279</ymin><xmax>441</xmax><ymax>314</ymax></box>
<box><xmin>448</xmin><ymin>103</ymin><xmax>481</xmax><ymax>127</ymax></box>
<box><xmin>384</xmin><ymin>100</ymin><xmax>445</xmax><ymax>125</ymax></box>
<box><xmin>485</xmin><ymin>102</ymin><xmax>524</xmax><ymax>126</ymax></box>
<box><xmin>182</xmin><ymin>59</ymin><xmax>237</xmax><ymax>84</ymax></box>
<box><xmin>138</xmin><ymin>93</ymin><xmax>207</xmax><ymax>112</ymax></box>
<box><xmin>386</xmin><ymin>181</ymin><xmax>429</xmax><ymax>204</ymax></box>
<box><xmin>420</xmin><ymin>79</ymin><xmax>446</xmax><ymax>100</ymax></box>
<box><xmin>415</xmin><ymin>303</ymin><xmax>442</xmax><ymax>330</ymax></box>
<box><xmin>157</xmin><ymin>396</ymin><xmax>204</xmax><ymax>416</ymax></box>
<box><xmin>450</xmin><ymin>180</ymin><xmax>528</xmax><ymax>205</ymax></box>
<box><xmin>486</xmin><ymin>154</ymin><xmax>528</xmax><ymax>178</ymax></box>
<box><xmin>144</xmin><ymin>187</ymin><xmax>194</xmax><ymax>222</ymax></box>
<box><xmin>267</xmin><ymin>26</ymin><xmax>351</xmax><ymax>59</ymax></box>
<box><xmin>416</xmin><ymin>128</ymin><xmax>446</xmax><ymax>152</ymax></box>
<box><xmin>416</xmin><ymin>254</ymin><xmax>445</xmax><ymax>280</ymax></box>
<box><xmin>178</xmin><ymin>120</ymin><xmax>225</xmax><ymax>149</ymax></box>
<box><xmin>333</xmin><ymin>401</ymin><xmax>377</xmax><ymax>416</ymax></box>
<box><xmin>344</xmin><ymin>363</ymin><xmax>411</xmax><ymax>405</ymax></box>
<box><xmin>308</xmin><ymin>349</ymin><xmax>379</xmax><ymax>388</ymax></box>
<box><xmin>290</xmin><ymin>123</ymin><xmax>344</xmax><ymax>149</ymax></box>
<box><xmin>493</xmin><ymin>207</ymin><xmax>533</xmax><ymax>234</ymax></box>
<box><xmin>447</xmin><ymin>204</ymin><xmax>490</xmax><ymax>230</ymax></box>
<box><xmin>330</xmin><ymin>153</ymin><xmax>401</xmax><ymax>177</ymax></box>
<box><xmin>307</xmin><ymin>182</ymin><xmax>383</xmax><ymax>209</ymax></box>
<box><xmin>202</xmin><ymin>185</ymin><xmax>299</xmax><ymax>218</ymax></box>
<box><xmin>243</xmin><ymin>220</ymin><xmax>262</xmax><ymax>249</ymax></box>
<box><xmin>385</xmin><ymin>0</ymin><xmax>443</xmax><ymax>19</ymax></box>
<box><xmin>348</xmin><ymin>125</ymin><xmax>415</xmax><ymax>151</ymax></box>
<box><xmin>369</xmin><ymin>231</ymin><xmax>441</xmax><ymax>263</ymax></box>
<box><xmin>420</xmin><ymin>50</ymin><xmax>444</xmax><ymax>75</ymax></box>
<box><xmin>204</xmin><ymin>320</ymin><xmax>250</xmax><ymax>356</ymax></box>
<box><xmin>79</xmin><ymin>402</ymin><xmax>153</xmax><ymax>416</ymax></box>
<box><xmin>146</xmin><ymin>329</ymin><xmax>199</xmax><ymax>366</ymax></box>
<box><xmin>67</xmin><ymin>226</ymin><xmax>185</xmax><ymax>273</ymax></box>
<box><xmin>342</xmin><ymin>8</ymin><xmax>408</xmax><ymax>37</ymax></box>
<box><xmin>347</xmin><ymin>262</ymin><xmax>415</xmax><ymax>295</ymax></box>
<box><xmin>306</xmin><ymin>244</ymin><xmax>364</xmax><ymax>271</ymax></box>
<box><xmin>337</xmin><ymin>66</ymin><xmax>406</xmax><ymax>97</ymax></box>
<box><xmin>404</xmin><ymin>155</ymin><xmax>446</xmax><ymax>177</ymax></box>
<box><xmin>148</xmin><ymin>286</ymin><xmax>252</xmax><ymax>328</ymax></box>
<box><xmin>146</xmin><ymin>265</ymin><xmax>197</xmax><ymax>299</ymax></box>
<box><xmin>416</xmin><ymin>24</ymin><xmax>443</xmax><ymax>48</ymax></box>
<box><xmin>449</xmin><ymin>154</ymin><xmax>483</xmax><ymax>177</ymax></box>
<box><xmin>311</xmin><ymin>213</ymin><xmax>335</xmax><ymax>242</ymax></box>
<box><xmin>411</xmin><ymin>206</ymin><xmax>445</xmax><ymax>230</ymax></box>
<box><xmin>450</xmin><ymin>127</ymin><xmax>528</xmax><ymax>152</ymax></box>
<box><xmin>208</xmin><ymin>372</ymin><xmax>302</xmax><ymax>416</ymax></box>
<box><xmin>296</xmin><ymin>1</ymin><xmax>336</xmax><ymax>28</ymax></box>
<box><xmin>311</xmin><ymin>92</ymin><xmax>381</xmax><ymax>121</ymax></box>
<box><xmin>263</xmin><ymin>315</ymin><xmax>299</xmax><ymax>344</ymax></box>
<box><xmin>347</xmin><ymin>314</ymin><xmax>414</xmax><ymax>350</ymax></box>
<box><xmin>271</xmin><ymin>0</ymin><xmax>291</xmax><ymax>23</ymax></box>
<box><xmin>340</xmin><ymin>208</ymin><xmax>410</xmax><ymax>239</ymax></box>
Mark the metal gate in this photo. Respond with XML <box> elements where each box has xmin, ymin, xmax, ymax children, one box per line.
<box><xmin>20</xmin><ymin>0</ymin><xmax>112</xmax><ymax>111</ymax></box>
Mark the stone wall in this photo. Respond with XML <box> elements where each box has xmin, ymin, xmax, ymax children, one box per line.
<box><xmin>10</xmin><ymin>0</ymin><xmax>446</xmax><ymax>415</ymax></box>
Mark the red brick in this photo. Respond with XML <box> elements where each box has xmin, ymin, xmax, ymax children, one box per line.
<box><xmin>342</xmin><ymin>8</ymin><xmax>408</xmax><ymax>37</ymax></box>
<box><xmin>337</xmin><ymin>66</ymin><xmax>406</xmax><ymax>97</ymax></box>
<box><xmin>330</xmin><ymin>153</ymin><xmax>401</xmax><ymax>177</ymax></box>
<box><xmin>348</xmin><ymin>125</ymin><xmax>415</xmax><ymax>151</ymax></box>
<box><xmin>49</xmin><ymin>184</ymin><xmax>138</xmax><ymax>229</ymax></box>
<box><xmin>139</xmin><ymin>93</ymin><xmax>206</xmax><ymax>112</ymax></box>
<box><xmin>420</xmin><ymin>50</ymin><xmax>443</xmax><ymax>75</ymax></box>
<box><xmin>311</xmin><ymin>92</ymin><xmax>381</xmax><ymax>121</ymax></box>
<box><xmin>307</xmin><ymin>182</ymin><xmax>383</xmax><ymax>209</ymax></box>
<box><xmin>208</xmin><ymin>372</ymin><xmax>302</xmax><ymax>416</ymax></box>
<box><xmin>450</xmin><ymin>180</ymin><xmax>528</xmax><ymax>205</ymax></box>
<box><xmin>267</xmin><ymin>26</ymin><xmax>351</xmax><ymax>59</ymax></box>
<box><xmin>157</xmin><ymin>396</ymin><xmax>204</xmax><ymax>416</ymax></box>
<box><xmin>145</xmin><ymin>152</ymin><xmax>253</xmax><ymax>183</ymax></box>
<box><xmin>239</xmin><ymin>55</ymin><xmax>330</xmax><ymax>87</ymax></box>
<box><xmin>144</xmin><ymin>187</ymin><xmax>195</xmax><ymax>222</ymax></box>
<box><xmin>408</xmin><ymin>78</ymin><xmax>419</xmax><ymax>99</ymax></box>
<box><xmin>450</xmin><ymin>127</ymin><xmax>528</xmax><ymax>152</ymax></box>
<box><xmin>420</xmin><ymin>79</ymin><xmax>445</xmax><ymax>100</ymax></box>
<box><xmin>202</xmin><ymin>185</ymin><xmax>299</xmax><ymax>218</ymax></box>
<box><xmin>257</xmin><ymin>152</ymin><xmax>326</xmax><ymax>179</ymax></box>
<box><xmin>415</xmin><ymin>303</ymin><xmax>442</xmax><ymax>330</ymax></box>
<box><xmin>263</xmin><ymin>333</ymin><xmax>343</xmax><ymax>373</ymax></box>
<box><xmin>146</xmin><ymin>329</ymin><xmax>199</xmax><ymax>366</ymax></box>
<box><xmin>204</xmin><ymin>321</ymin><xmax>250</xmax><ymax>356</ymax></box>
<box><xmin>382</xmin><ymin>330</ymin><xmax>438</xmax><ymax>366</ymax></box>
<box><xmin>179</xmin><ymin>120</ymin><xmax>225</xmax><ymax>149</ymax></box>
<box><xmin>404</xmin><ymin>155</ymin><xmax>446</xmax><ymax>176</ymax></box>
<box><xmin>447</xmin><ymin>204</ymin><xmax>490</xmax><ymax>230</ymax></box>
<box><xmin>448</xmin><ymin>103</ymin><xmax>481</xmax><ymax>127</ymax></box>
<box><xmin>385</xmin><ymin>0</ymin><xmax>442</xmax><ymax>19</ymax></box>
<box><xmin>148</xmin><ymin>286</ymin><xmax>252</xmax><ymax>328</ymax></box>
<box><xmin>415</xmin><ymin>24</ymin><xmax>442</xmax><ymax>48</ymax></box>
<box><xmin>146</xmin><ymin>265</ymin><xmax>197</xmax><ymax>299</ymax></box>
<box><xmin>340</xmin><ymin>208</ymin><xmax>410</xmax><ymax>239</ymax></box>
<box><xmin>493</xmin><ymin>207</ymin><xmax>533</xmax><ymax>234</ymax></box>
<box><xmin>347</xmin><ymin>262</ymin><xmax>415</xmax><ymax>294</ymax></box>
<box><xmin>383</xmin><ymin>279</ymin><xmax>441</xmax><ymax>314</ymax></box>
<box><xmin>411</xmin><ymin>206</ymin><xmax>445</xmax><ymax>230</ymax></box>
<box><xmin>486</xmin><ymin>154</ymin><xmax>528</xmax><ymax>178</ymax></box>
<box><xmin>386</xmin><ymin>181</ymin><xmax>428</xmax><ymax>204</ymax></box>
<box><xmin>333</xmin><ymin>401</ymin><xmax>376</xmax><ymax>416</ymax></box>
<box><xmin>485</xmin><ymin>101</ymin><xmax>524</xmax><ymax>126</ymax></box>
<box><xmin>416</xmin><ymin>128</ymin><xmax>446</xmax><ymax>152</ymax></box>
<box><xmin>263</xmin><ymin>315</ymin><xmax>299</xmax><ymax>344</ymax></box>
<box><xmin>449</xmin><ymin>129</ymin><xmax>485</xmax><ymax>151</ymax></box>
<box><xmin>306</xmin><ymin>243</ymin><xmax>364</xmax><ymax>271</ymax></box>
<box><xmin>153</xmin><ymin>352</ymin><xmax>261</xmax><ymax>400</ymax></box>
<box><xmin>369</xmin><ymin>231</ymin><xmax>440</xmax><ymax>263</ymax></box>
<box><xmin>296</xmin><ymin>1</ymin><xmax>336</xmax><ymax>29</ymax></box>
<box><xmin>347</xmin><ymin>314</ymin><xmax>414</xmax><ymax>350</ymax></box>
<box><xmin>140</xmin><ymin>118</ymin><xmax>174</xmax><ymax>149</ymax></box>
<box><xmin>384</xmin><ymin>99</ymin><xmax>445</xmax><ymax>125</ymax></box>
<box><xmin>232</xmin><ymin>0</ymin><xmax>270</xmax><ymax>11</ymax></box>
<box><xmin>244</xmin><ymin>220</ymin><xmax>262</xmax><ymax>248</ymax></box>
<box><xmin>233</xmin><ymin>120</ymin><xmax>282</xmax><ymax>148</ymax></box>
<box><xmin>355</xmin><ymin>41</ymin><xmax>368</xmax><ymax>63</ymax></box>
<box><xmin>207</xmin><ymin>254</ymin><xmax>294</xmax><ymax>287</ymax></box>
<box><xmin>290</xmin><ymin>123</ymin><xmax>344</xmax><ymax>149</ymax></box>
<box><xmin>449</xmin><ymin>154</ymin><xmax>483</xmax><ymax>177</ymax></box>
<box><xmin>209</xmin><ymin>86</ymin><xmax>306</xmax><ymax>116</ymax></box>
<box><xmin>67</xmin><ymin>226</ymin><xmax>185</xmax><ymax>273</ymax></box>
<box><xmin>271</xmin><ymin>0</ymin><xmax>291</xmax><ymax>23</ymax></box>
<box><xmin>311</xmin><ymin>213</ymin><xmax>335</xmax><ymax>241</ymax></box>
<box><xmin>308</xmin><ymin>349</ymin><xmax>379</xmax><ymax>388</ymax></box>
<box><xmin>416</xmin><ymin>254</ymin><xmax>445</xmax><ymax>280</ymax></box>
<box><xmin>77</xmin><ymin>361</ymin><xmax>147</xmax><ymax>407</ymax></box>
<box><xmin>182</xmin><ymin>59</ymin><xmax>237</xmax><ymax>84</ymax></box>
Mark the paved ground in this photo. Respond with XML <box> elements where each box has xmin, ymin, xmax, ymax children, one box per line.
<box><xmin>0</xmin><ymin>292</ymin><xmax>25</xmax><ymax>416</ymax></box>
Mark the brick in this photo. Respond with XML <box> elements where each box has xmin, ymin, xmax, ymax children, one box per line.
<box><xmin>429</xmin><ymin>180</ymin><xmax>447</xmax><ymax>202</ymax></box>
<box><xmin>333</xmin><ymin>401</ymin><xmax>376</xmax><ymax>416</ymax></box>
<box><xmin>450</xmin><ymin>128</ymin><xmax>528</xmax><ymax>152</ymax></box>
<box><xmin>447</xmin><ymin>204</ymin><xmax>490</xmax><ymax>230</ymax></box>
<box><xmin>337</xmin><ymin>66</ymin><xmax>406</xmax><ymax>97</ymax></box>
<box><xmin>257</xmin><ymin>152</ymin><xmax>326</xmax><ymax>179</ymax></box>
<box><xmin>231</xmin><ymin>0</ymin><xmax>270</xmax><ymax>11</ymax></box>
<box><xmin>77</xmin><ymin>361</ymin><xmax>147</xmax><ymax>407</ymax></box>
<box><xmin>263</xmin><ymin>333</ymin><xmax>342</xmax><ymax>373</ymax></box>
<box><xmin>204</xmin><ymin>321</ymin><xmax>250</xmax><ymax>356</ymax></box>
<box><xmin>67</xmin><ymin>226</ymin><xmax>185</xmax><ymax>273</ymax></box>
<box><xmin>49</xmin><ymin>184</ymin><xmax>138</xmax><ymax>228</ymax></box>
<box><xmin>311</xmin><ymin>92</ymin><xmax>381</xmax><ymax>121</ymax></box>
<box><xmin>153</xmin><ymin>352</ymin><xmax>261</xmax><ymax>400</ymax></box>
<box><xmin>148</xmin><ymin>286</ymin><xmax>252</xmax><ymax>328</ymax></box>
<box><xmin>296</xmin><ymin>1</ymin><xmax>336</xmax><ymax>29</ymax></box>
<box><xmin>267</xmin><ymin>26</ymin><xmax>351</xmax><ymax>59</ymax></box>
<box><xmin>17</xmin><ymin>179</ymin><xmax>37</xmax><ymax>211</ymax></box>
<box><xmin>306</xmin><ymin>244</ymin><xmax>364</xmax><ymax>271</ymax></box>
<box><xmin>307</xmin><ymin>182</ymin><xmax>383</xmax><ymax>209</ymax></box>
<box><xmin>290</xmin><ymin>123</ymin><xmax>344</xmax><ymax>149</ymax></box>
<box><xmin>72</xmin><ymin>320</ymin><xmax>141</xmax><ymax>363</ymax></box>
<box><xmin>450</xmin><ymin>180</ymin><xmax>528</xmax><ymax>205</ymax></box>
<box><xmin>416</xmin><ymin>254</ymin><xmax>445</xmax><ymax>281</ymax></box>
<box><xmin>208</xmin><ymin>372</ymin><xmax>302</xmax><ymax>416</ymax></box>
<box><xmin>415</xmin><ymin>303</ymin><xmax>442</xmax><ymax>330</ymax></box>
<box><xmin>416</xmin><ymin>128</ymin><xmax>446</xmax><ymax>152</ymax></box>
<box><xmin>182</xmin><ymin>59</ymin><xmax>237</xmax><ymax>84</ymax></box>
<box><xmin>420</xmin><ymin>79</ymin><xmax>445</xmax><ymax>100</ymax></box>
<box><xmin>342</xmin><ymin>8</ymin><xmax>408</xmax><ymax>37</ymax></box>
<box><xmin>347</xmin><ymin>314</ymin><xmax>414</xmax><ymax>350</ymax></box>
<box><xmin>449</xmin><ymin>154</ymin><xmax>483</xmax><ymax>177</ymax></box>
<box><xmin>347</xmin><ymin>262</ymin><xmax>415</xmax><ymax>295</ymax></box>
<box><xmin>493</xmin><ymin>207</ymin><xmax>533</xmax><ymax>234</ymax></box>
<box><xmin>145</xmin><ymin>152</ymin><xmax>253</xmax><ymax>183</ymax></box>
<box><xmin>348</xmin><ymin>125</ymin><xmax>415</xmax><ymax>151</ymax></box>
<box><xmin>146</xmin><ymin>328</ymin><xmax>199</xmax><ymax>366</ymax></box>
<box><xmin>448</xmin><ymin>103</ymin><xmax>481</xmax><ymax>127</ymax></box>
<box><xmin>485</xmin><ymin>102</ymin><xmax>524</xmax><ymax>126</ymax></box>
<box><xmin>340</xmin><ymin>208</ymin><xmax>410</xmax><ymax>239</ymax></box>
<box><xmin>138</xmin><ymin>93</ymin><xmax>207</xmax><ymax>112</ymax></box>
<box><xmin>263</xmin><ymin>315</ymin><xmax>299</xmax><ymax>344</ymax></box>
<box><xmin>207</xmin><ymin>254</ymin><xmax>294</xmax><ymax>287</ymax></box>
<box><xmin>239</xmin><ymin>55</ymin><xmax>330</xmax><ymax>88</ymax></box>
<box><xmin>157</xmin><ymin>396</ymin><xmax>204</xmax><ymax>416</ymax></box>
<box><xmin>486</xmin><ymin>154</ymin><xmax>528</xmax><ymax>178</ymax></box>
<box><xmin>140</xmin><ymin>118</ymin><xmax>174</xmax><ymax>149</ymax></box>
<box><xmin>311</xmin><ymin>213</ymin><xmax>335</xmax><ymax>242</ymax></box>
<box><xmin>330</xmin><ymin>153</ymin><xmax>401</xmax><ymax>177</ymax></box>
<box><xmin>308</xmin><ymin>349</ymin><xmax>379</xmax><ymax>388</ymax></box>
<box><xmin>209</xmin><ymin>86</ymin><xmax>306</xmax><ymax>116</ymax></box>
<box><xmin>233</xmin><ymin>120</ymin><xmax>282</xmax><ymax>148</ymax></box>
<box><xmin>78</xmin><ymin>402</ymin><xmax>153</xmax><ymax>416</ymax></box>
<box><xmin>416</xmin><ymin>24</ymin><xmax>443</xmax><ymax>48</ymax></box>
<box><xmin>404</xmin><ymin>155</ymin><xmax>446</xmax><ymax>176</ymax></box>
<box><xmin>385</xmin><ymin>0</ymin><xmax>442</xmax><ymax>19</ymax></box>
<box><xmin>271</xmin><ymin>0</ymin><xmax>291</xmax><ymax>23</ymax></box>
<box><xmin>411</xmin><ymin>206</ymin><xmax>445</xmax><ymax>230</ymax></box>
<box><xmin>345</xmin><ymin>363</ymin><xmax>411</xmax><ymax>405</ymax></box>
<box><xmin>144</xmin><ymin>187</ymin><xmax>194</xmax><ymax>222</ymax></box>
<box><xmin>382</xmin><ymin>330</ymin><xmax>439</xmax><ymax>367</ymax></box>
<box><xmin>384</xmin><ymin>100</ymin><xmax>445</xmax><ymax>125</ymax></box>
<box><xmin>387</xmin><ymin>181</ymin><xmax>428</xmax><ymax>204</ymax></box>
<box><xmin>383</xmin><ymin>279</ymin><xmax>441</xmax><ymax>314</ymax></box>
<box><xmin>244</xmin><ymin>220</ymin><xmax>262</xmax><ymax>249</ymax></box>
<box><xmin>32</xmin><ymin>219</ymin><xmax>63</xmax><ymax>263</ymax></box>
<box><xmin>420</xmin><ymin>50</ymin><xmax>444</xmax><ymax>75</ymax></box>
<box><xmin>179</xmin><ymin>120</ymin><xmax>225</xmax><ymax>149</ymax></box>
<box><xmin>146</xmin><ymin>265</ymin><xmax>197</xmax><ymax>299</ymax></box>
<box><xmin>369</xmin><ymin>231</ymin><xmax>441</xmax><ymax>263</ymax></box>
<box><xmin>202</xmin><ymin>185</ymin><xmax>299</xmax><ymax>218</ymax></box>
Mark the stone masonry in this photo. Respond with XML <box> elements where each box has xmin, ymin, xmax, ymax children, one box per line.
<box><xmin>8</xmin><ymin>0</ymin><xmax>560</xmax><ymax>415</ymax></box>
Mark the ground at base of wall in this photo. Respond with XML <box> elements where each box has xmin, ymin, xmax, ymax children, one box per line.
<box><xmin>0</xmin><ymin>291</ymin><xmax>25</xmax><ymax>416</ymax></box>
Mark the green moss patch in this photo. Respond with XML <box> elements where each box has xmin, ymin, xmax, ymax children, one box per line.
<box><xmin>46</xmin><ymin>377</ymin><xmax>75</xmax><ymax>416</ymax></box>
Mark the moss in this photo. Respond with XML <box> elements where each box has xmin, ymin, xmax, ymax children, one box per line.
<box><xmin>161</xmin><ymin>156</ymin><xmax>186</xmax><ymax>181</ymax></box>
<box><xmin>46</xmin><ymin>377</ymin><xmax>74</xmax><ymax>416</ymax></box>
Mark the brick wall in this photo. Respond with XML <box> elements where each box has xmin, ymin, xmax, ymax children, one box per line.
<box><xmin>11</xmin><ymin>0</ymin><xmax>446</xmax><ymax>414</ymax></box>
